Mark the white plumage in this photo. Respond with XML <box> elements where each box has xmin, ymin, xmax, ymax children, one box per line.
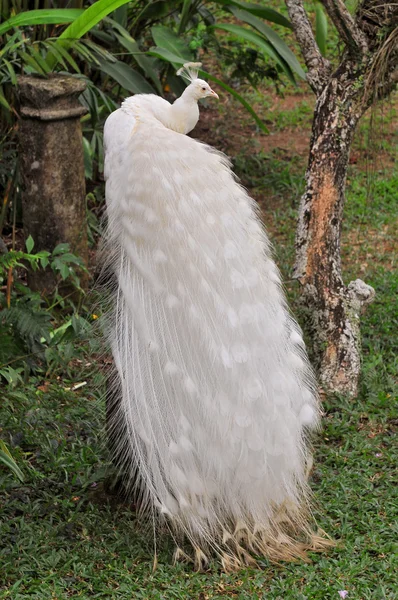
<box><xmin>102</xmin><ymin>63</ymin><xmax>324</xmax><ymax>569</ymax></box>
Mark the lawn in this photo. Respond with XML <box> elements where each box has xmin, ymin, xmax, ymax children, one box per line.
<box><xmin>1</xmin><ymin>42</ymin><xmax>397</xmax><ymax>600</ymax></box>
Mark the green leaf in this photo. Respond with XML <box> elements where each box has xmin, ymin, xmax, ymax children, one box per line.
<box><xmin>58</xmin><ymin>0</ymin><xmax>135</xmax><ymax>42</ymax></box>
<box><xmin>0</xmin><ymin>9</ymin><xmax>84</xmax><ymax>37</ymax></box>
<box><xmin>40</xmin><ymin>256</ymin><xmax>50</xmax><ymax>269</ymax></box>
<box><xmin>114</xmin><ymin>3</ymin><xmax>128</xmax><ymax>28</ymax></box>
<box><xmin>114</xmin><ymin>33</ymin><xmax>163</xmax><ymax>94</ymax></box>
<box><xmin>0</xmin><ymin>367</ymin><xmax>22</xmax><ymax>387</ymax></box>
<box><xmin>148</xmin><ymin>46</ymin><xmax>186</xmax><ymax>68</ymax></box>
<box><xmin>137</xmin><ymin>0</ymin><xmax>174</xmax><ymax>23</ymax></box>
<box><xmin>151</xmin><ymin>25</ymin><xmax>192</xmax><ymax>61</ymax></box>
<box><xmin>35</xmin><ymin>250</ymin><xmax>50</xmax><ymax>259</ymax></box>
<box><xmin>0</xmin><ymin>441</ymin><xmax>24</xmax><ymax>482</ymax></box>
<box><xmin>2</xmin><ymin>59</ymin><xmax>17</xmax><ymax>85</ymax></box>
<box><xmin>59</xmin><ymin>262</ymin><xmax>70</xmax><ymax>280</ymax></box>
<box><xmin>83</xmin><ymin>38</ymin><xmax>116</xmax><ymax>63</ymax></box>
<box><xmin>42</xmin><ymin>42</ymin><xmax>67</xmax><ymax>70</ymax></box>
<box><xmin>97</xmin><ymin>59</ymin><xmax>156</xmax><ymax>94</ymax></box>
<box><xmin>315</xmin><ymin>3</ymin><xmax>328</xmax><ymax>57</ymax></box>
<box><xmin>52</xmin><ymin>243</ymin><xmax>70</xmax><ymax>256</ymax></box>
<box><xmin>178</xmin><ymin>0</ymin><xmax>192</xmax><ymax>34</ymax></box>
<box><xmin>18</xmin><ymin>51</ymin><xmax>42</xmax><ymax>74</ymax></box>
<box><xmin>83</xmin><ymin>137</ymin><xmax>93</xmax><ymax>180</ymax></box>
<box><xmin>211</xmin><ymin>23</ymin><xmax>296</xmax><ymax>84</ymax></box>
<box><xmin>147</xmin><ymin>49</ymin><xmax>268</xmax><ymax>134</ymax></box>
<box><xmin>0</xmin><ymin>89</ymin><xmax>12</xmax><ymax>112</ymax></box>
<box><xmin>28</xmin><ymin>45</ymin><xmax>52</xmax><ymax>74</ymax></box>
<box><xmin>25</xmin><ymin>235</ymin><xmax>34</xmax><ymax>254</ymax></box>
<box><xmin>57</xmin><ymin>254</ymin><xmax>82</xmax><ymax>265</ymax></box>
<box><xmin>214</xmin><ymin>0</ymin><xmax>293</xmax><ymax>29</ymax></box>
<box><xmin>0</xmin><ymin>32</ymin><xmax>26</xmax><ymax>59</ymax></box>
<box><xmin>105</xmin><ymin>19</ymin><xmax>163</xmax><ymax>94</ymax></box>
<box><xmin>225</xmin><ymin>7</ymin><xmax>306</xmax><ymax>79</ymax></box>
<box><xmin>46</xmin><ymin>39</ymin><xmax>80</xmax><ymax>72</ymax></box>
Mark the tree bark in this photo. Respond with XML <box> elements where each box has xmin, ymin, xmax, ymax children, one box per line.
<box><xmin>293</xmin><ymin>59</ymin><xmax>375</xmax><ymax>397</ymax></box>
<box><xmin>18</xmin><ymin>74</ymin><xmax>88</xmax><ymax>295</ymax></box>
<box><xmin>284</xmin><ymin>0</ymin><xmax>397</xmax><ymax>397</ymax></box>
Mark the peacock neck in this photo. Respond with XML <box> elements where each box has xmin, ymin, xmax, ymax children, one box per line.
<box><xmin>169</xmin><ymin>88</ymin><xmax>200</xmax><ymax>135</ymax></box>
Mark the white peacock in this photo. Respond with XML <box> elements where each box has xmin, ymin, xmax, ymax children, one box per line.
<box><xmin>102</xmin><ymin>62</ymin><xmax>330</xmax><ymax>570</ymax></box>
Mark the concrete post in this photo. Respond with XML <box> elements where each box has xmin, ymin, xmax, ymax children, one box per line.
<box><xmin>18</xmin><ymin>74</ymin><xmax>88</xmax><ymax>294</ymax></box>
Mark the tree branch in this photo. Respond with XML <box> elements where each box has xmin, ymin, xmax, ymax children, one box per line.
<box><xmin>285</xmin><ymin>0</ymin><xmax>331</xmax><ymax>95</ymax></box>
<box><xmin>320</xmin><ymin>0</ymin><xmax>369</xmax><ymax>57</ymax></box>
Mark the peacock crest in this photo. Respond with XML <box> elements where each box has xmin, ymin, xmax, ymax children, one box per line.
<box><xmin>176</xmin><ymin>62</ymin><xmax>202</xmax><ymax>83</ymax></box>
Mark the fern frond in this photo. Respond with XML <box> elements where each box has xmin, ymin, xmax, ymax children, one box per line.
<box><xmin>3</xmin><ymin>304</ymin><xmax>52</xmax><ymax>349</ymax></box>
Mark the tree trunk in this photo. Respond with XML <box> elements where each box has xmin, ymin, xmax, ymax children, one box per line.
<box><xmin>293</xmin><ymin>60</ymin><xmax>375</xmax><ymax>397</ymax></box>
<box><xmin>18</xmin><ymin>74</ymin><xmax>88</xmax><ymax>295</ymax></box>
<box><xmin>284</xmin><ymin>0</ymin><xmax>397</xmax><ymax>398</ymax></box>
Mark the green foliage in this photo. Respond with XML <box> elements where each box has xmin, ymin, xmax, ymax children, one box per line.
<box><xmin>96</xmin><ymin>56</ymin><xmax>156</xmax><ymax>94</ymax></box>
<box><xmin>220</xmin><ymin>6</ymin><xmax>305</xmax><ymax>79</ymax></box>
<box><xmin>151</xmin><ymin>25</ymin><xmax>193</xmax><ymax>62</ymax></box>
<box><xmin>0</xmin><ymin>240</ymin><xmax>85</xmax><ymax>287</ymax></box>
<box><xmin>0</xmin><ymin>0</ymin><xmax>308</xmax><ymax>217</ymax></box>
<box><xmin>212</xmin><ymin>22</ymin><xmax>297</xmax><ymax>84</ymax></box>
<box><xmin>215</xmin><ymin>0</ymin><xmax>293</xmax><ymax>29</ymax></box>
<box><xmin>57</xmin><ymin>0</ymin><xmax>135</xmax><ymax>43</ymax></box>
<box><xmin>0</xmin><ymin>241</ymin><xmax>89</xmax><ymax>378</ymax></box>
<box><xmin>80</xmin><ymin>77</ymin><xmax>118</xmax><ymax>181</ymax></box>
<box><xmin>0</xmin><ymin>8</ymin><xmax>84</xmax><ymax>37</ymax></box>
<box><xmin>0</xmin><ymin>0</ymin><xmax>303</xmax><ymax>134</ymax></box>
<box><xmin>315</xmin><ymin>3</ymin><xmax>328</xmax><ymax>57</ymax></box>
<box><xmin>0</xmin><ymin>440</ymin><xmax>24</xmax><ymax>481</ymax></box>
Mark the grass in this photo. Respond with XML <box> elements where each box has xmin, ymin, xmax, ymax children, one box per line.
<box><xmin>0</xmin><ymin>374</ymin><xmax>397</xmax><ymax>599</ymax></box>
<box><xmin>1</xmin><ymin>24</ymin><xmax>397</xmax><ymax>600</ymax></box>
<box><xmin>1</xmin><ymin>143</ymin><xmax>397</xmax><ymax>600</ymax></box>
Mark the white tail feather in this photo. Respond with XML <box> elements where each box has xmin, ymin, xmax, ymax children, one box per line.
<box><xmin>102</xmin><ymin>99</ymin><xmax>327</xmax><ymax>566</ymax></box>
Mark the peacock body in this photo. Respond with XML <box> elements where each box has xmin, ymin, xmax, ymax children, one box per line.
<box><xmin>102</xmin><ymin>64</ymin><xmax>323</xmax><ymax>568</ymax></box>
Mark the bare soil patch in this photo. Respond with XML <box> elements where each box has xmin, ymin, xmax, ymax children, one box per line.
<box><xmin>193</xmin><ymin>94</ymin><xmax>312</xmax><ymax>159</ymax></box>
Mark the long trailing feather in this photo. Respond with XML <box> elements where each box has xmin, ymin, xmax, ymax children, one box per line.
<box><xmin>102</xmin><ymin>95</ymin><xmax>330</xmax><ymax>568</ymax></box>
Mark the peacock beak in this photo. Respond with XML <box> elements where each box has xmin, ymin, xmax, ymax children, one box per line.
<box><xmin>210</xmin><ymin>88</ymin><xmax>219</xmax><ymax>100</ymax></box>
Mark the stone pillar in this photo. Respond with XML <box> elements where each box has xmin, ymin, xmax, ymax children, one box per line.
<box><xmin>18</xmin><ymin>74</ymin><xmax>88</xmax><ymax>294</ymax></box>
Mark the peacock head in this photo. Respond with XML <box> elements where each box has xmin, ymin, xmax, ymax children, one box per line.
<box><xmin>188</xmin><ymin>78</ymin><xmax>219</xmax><ymax>101</ymax></box>
<box><xmin>177</xmin><ymin>62</ymin><xmax>219</xmax><ymax>101</ymax></box>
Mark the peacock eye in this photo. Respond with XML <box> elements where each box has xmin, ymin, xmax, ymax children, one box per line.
<box><xmin>202</xmin><ymin>87</ymin><xmax>206</xmax><ymax>91</ymax></box>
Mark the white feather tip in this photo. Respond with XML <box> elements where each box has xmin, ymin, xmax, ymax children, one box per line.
<box><xmin>176</xmin><ymin>62</ymin><xmax>202</xmax><ymax>82</ymax></box>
